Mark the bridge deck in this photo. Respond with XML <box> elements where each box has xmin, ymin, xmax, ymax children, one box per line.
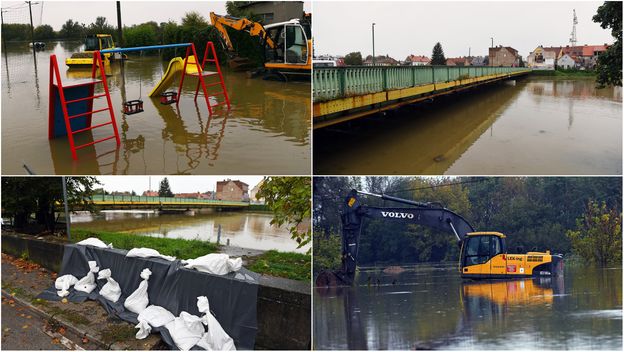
<box><xmin>313</xmin><ymin>65</ymin><xmax>530</xmax><ymax>128</ymax></box>
<box><xmin>90</xmin><ymin>195</ymin><xmax>249</xmax><ymax>207</ymax></box>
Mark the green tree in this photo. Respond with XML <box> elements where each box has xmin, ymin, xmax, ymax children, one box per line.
<box><xmin>257</xmin><ymin>177</ymin><xmax>311</xmax><ymax>252</ymax></box>
<box><xmin>431</xmin><ymin>42</ymin><xmax>446</xmax><ymax>65</ymax></box>
<box><xmin>33</xmin><ymin>25</ymin><xmax>55</xmax><ymax>40</ymax></box>
<box><xmin>593</xmin><ymin>1</ymin><xmax>622</xmax><ymax>87</ymax></box>
<box><xmin>86</xmin><ymin>16</ymin><xmax>115</xmax><ymax>37</ymax></box>
<box><xmin>59</xmin><ymin>19</ymin><xmax>85</xmax><ymax>39</ymax></box>
<box><xmin>1</xmin><ymin>177</ymin><xmax>99</xmax><ymax>232</ymax></box>
<box><xmin>566</xmin><ymin>200</ymin><xmax>622</xmax><ymax>266</ymax></box>
<box><xmin>2</xmin><ymin>23</ymin><xmax>33</xmax><ymax>41</ymax></box>
<box><xmin>124</xmin><ymin>23</ymin><xmax>159</xmax><ymax>48</ymax></box>
<box><xmin>159</xmin><ymin>178</ymin><xmax>174</xmax><ymax>197</ymax></box>
<box><xmin>344</xmin><ymin>52</ymin><xmax>363</xmax><ymax>66</ymax></box>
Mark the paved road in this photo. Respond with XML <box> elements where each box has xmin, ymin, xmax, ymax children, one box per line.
<box><xmin>1</xmin><ymin>294</ymin><xmax>65</xmax><ymax>350</ymax></box>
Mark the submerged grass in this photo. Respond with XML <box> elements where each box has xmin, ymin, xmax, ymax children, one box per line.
<box><xmin>71</xmin><ymin>229</ymin><xmax>218</xmax><ymax>260</ymax></box>
<box><xmin>247</xmin><ymin>250</ymin><xmax>311</xmax><ymax>282</ymax></box>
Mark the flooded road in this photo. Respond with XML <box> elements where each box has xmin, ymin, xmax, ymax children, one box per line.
<box><xmin>1</xmin><ymin>41</ymin><xmax>310</xmax><ymax>175</ymax></box>
<box><xmin>314</xmin><ymin>78</ymin><xmax>621</xmax><ymax>175</ymax></box>
<box><xmin>71</xmin><ymin>209</ymin><xmax>308</xmax><ymax>253</ymax></box>
<box><xmin>314</xmin><ymin>264</ymin><xmax>622</xmax><ymax>350</ymax></box>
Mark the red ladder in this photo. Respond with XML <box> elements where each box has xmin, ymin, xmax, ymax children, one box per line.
<box><xmin>48</xmin><ymin>51</ymin><xmax>120</xmax><ymax>160</ymax></box>
<box><xmin>176</xmin><ymin>42</ymin><xmax>231</xmax><ymax>115</ymax></box>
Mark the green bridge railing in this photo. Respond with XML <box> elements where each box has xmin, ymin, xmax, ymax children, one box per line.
<box><xmin>313</xmin><ymin>66</ymin><xmax>530</xmax><ymax>101</ymax></box>
<box><xmin>90</xmin><ymin>194</ymin><xmax>249</xmax><ymax>206</ymax></box>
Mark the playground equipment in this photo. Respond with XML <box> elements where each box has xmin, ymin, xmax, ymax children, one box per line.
<box><xmin>66</xmin><ymin>34</ymin><xmax>123</xmax><ymax>68</ymax></box>
<box><xmin>49</xmin><ymin>42</ymin><xmax>229</xmax><ymax>160</ymax></box>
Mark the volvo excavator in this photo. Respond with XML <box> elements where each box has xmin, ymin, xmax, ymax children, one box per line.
<box><xmin>316</xmin><ymin>190</ymin><xmax>564</xmax><ymax>286</ymax></box>
<box><xmin>209</xmin><ymin>12</ymin><xmax>311</xmax><ymax>80</ymax></box>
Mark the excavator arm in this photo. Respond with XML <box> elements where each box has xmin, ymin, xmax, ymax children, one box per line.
<box><xmin>319</xmin><ymin>189</ymin><xmax>475</xmax><ymax>286</ymax></box>
<box><xmin>209</xmin><ymin>12</ymin><xmax>276</xmax><ymax>54</ymax></box>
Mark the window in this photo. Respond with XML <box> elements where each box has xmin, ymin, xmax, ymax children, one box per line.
<box><xmin>284</xmin><ymin>25</ymin><xmax>307</xmax><ymax>64</ymax></box>
<box><xmin>464</xmin><ymin>236</ymin><xmax>498</xmax><ymax>267</ymax></box>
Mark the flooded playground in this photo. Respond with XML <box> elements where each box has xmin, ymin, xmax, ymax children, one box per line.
<box><xmin>314</xmin><ymin>78</ymin><xmax>622</xmax><ymax>175</ymax></box>
<box><xmin>71</xmin><ymin>209</ymin><xmax>309</xmax><ymax>253</ymax></box>
<box><xmin>1</xmin><ymin>41</ymin><xmax>311</xmax><ymax>175</ymax></box>
<box><xmin>314</xmin><ymin>263</ymin><xmax>622</xmax><ymax>350</ymax></box>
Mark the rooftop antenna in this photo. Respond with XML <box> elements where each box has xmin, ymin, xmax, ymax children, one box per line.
<box><xmin>570</xmin><ymin>9</ymin><xmax>578</xmax><ymax>46</ymax></box>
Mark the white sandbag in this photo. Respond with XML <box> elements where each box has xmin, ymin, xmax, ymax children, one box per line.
<box><xmin>126</xmin><ymin>248</ymin><xmax>176</xmax><ymax>261</ymax></box>
<box><xmin>165</xmin><ymin>312</ymin><xmax>205</xmax><ymax>351</ymax></box>
<box><xmin>182</xmin><ymin>253</ymin><xmax>242</xmax><ymax>275</ymax></box>
<box><xmin>74</xmin><ymin>261</ymin><xmax>100</xmax><ymax>293</ymax></box>
<box><xmin>124</xmin><ymin>268</ymin><xmax>152</xmax><ymax>314</ymax></box>
<box><xmin>76</xmin><ymin>237</ymin><xmax>113</xmax><ymax>248</ymax></box>
<box><xmin>196</xmin><ymin>296</ymin><xmax>236</xmax><ymax>351</ymax></box>
<box><xmin>97</xmin><ymin>268</ymin><xmax>122</xmax><ymax>302</ymax></box>
<box><xmin>135</xmin><ymin>305</ymin><xmax>176</xmax><ymax>340</ymax></box>
<box><xmin>54</xmin><ymin>274</ymin><xmax>78</xmax><ymax>297</ymax></box>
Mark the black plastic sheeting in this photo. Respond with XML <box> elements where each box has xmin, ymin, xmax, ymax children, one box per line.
<box><xmin>37</xmin><ymin>244</ymin><xmax>259</xmax><ymax>350</ymax></box>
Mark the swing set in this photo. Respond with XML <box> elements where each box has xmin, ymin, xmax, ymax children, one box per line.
<box><xmin>48</xmin><ymin>42</ymin><xmax>230</xmax><ymax>160</ymax></box>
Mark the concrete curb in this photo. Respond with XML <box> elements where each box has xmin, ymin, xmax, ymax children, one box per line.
<box><xmin>2</xmin><ymin>289</ymin><xmax>111</xmax><ymax>350</ymax></box>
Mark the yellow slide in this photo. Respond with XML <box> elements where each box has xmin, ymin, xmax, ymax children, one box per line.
<box><xmin>148</xmin><ymin>56</ymin><xmax>203</xmax><ymax>97</ymax></box>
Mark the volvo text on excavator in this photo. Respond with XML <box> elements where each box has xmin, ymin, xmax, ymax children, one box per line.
<box><xmin>209</xmin><ymin>12</ymin><xmax>311</xmax><ymax>79</ymax></box>
<box><xmin>316</xmin><ymin>190</ymin><xmax>564</xmax><ymax>286</ymax></box>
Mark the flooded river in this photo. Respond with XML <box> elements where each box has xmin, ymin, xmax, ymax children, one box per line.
<box><xmin>1</xmin><ymin>41</ymin><xmax>310</xmax><ymax>175</ymax></box>
<box><xmin>314</xmin><ymin>78</ymin><xmax>622</xmax><ymax>175</ymax></box>
<box><xmin>71</xmin><ymin>209</ymin><xmax>308</xmax><ymax>253</ymax></box>
<box><xmin>314</xmin><ymin>264</ymin><xmax>622</xmax><ymax>350</ymax></box>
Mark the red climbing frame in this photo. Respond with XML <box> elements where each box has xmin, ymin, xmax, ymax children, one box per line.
<box><xmin>176</xmin><ymin>42</ymin><xmax>231</xmax><ymax>115</ymax></box>
<box><xmin>48</xmin><ymin>51</ymin><xmax>120</xmax><ymax>160</ymax></box>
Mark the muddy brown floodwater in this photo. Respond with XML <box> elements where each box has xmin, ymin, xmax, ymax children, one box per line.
<box><xmin>1</xmin><ymin>41</ymin><xmax>310</xmax><ymax>175</ymax></box>
<box><xmin>314</xmin><ymin>78</ymin><xmax>621</xmax><ymax>175</ymax></box>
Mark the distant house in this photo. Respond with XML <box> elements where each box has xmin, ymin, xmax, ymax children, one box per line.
<box><xmin>527</xmin><ymin>46</ymin><xmax>561</xmax><ymax>70</ymax></box>
<box><xmin>446</xmin><ymin>57</ymin><xmax>471</xmax><ymax>66</ymax></box>
<box><xmin>404</xmin><ymin>55</ymin><xmax>430</xmax><ymax>66</ymax></box>
<box><xmin>363</xmin><ymin>55</ymin><xmax>399</xmax><ymax>66</ymax></box>
<box><xmin>249</xmin><ymin>180</ymin><xmax>266</xmax><ymax>204</ymax></box>
<box><xmin>558</xmin><ymin>54</ymin><xmax>577</xmax><ymax>69</ymax></box>
<box><xmin>489</xmin><ymin>46</ymin><xmax>519</xmax><ymax>67</ymax></box>
<box><xmin>216</xmin><ymin>180</ymin><xmax>249</xmax><ymax>202</ymax></box>
<box><xmin>174</xmin><ymin>192</ymin><xmax>201</xmax><ymax>199</ymax></box>
<box><xmin>142</xmin><ymin>190</ymin><xmax>158</xmax><ymax>197</ymax></box>
<box><xmin>199</xmin><ymin>192</ymin><xmax>213</xmax><ymax>199</ymax></box>
<box><xmin>562</xmin><ymin>44</ymin><xmax>608</xmax><ymax>69</ymax></box>
<box><xmin>470</xmin><ymin>56</ymin><xmax>488</xmax><ymax>66</ymax></box>
<box><xmin>235</xmin><ymin>1</ymin><xmax>304</xmax><ymax>24</ymax></box>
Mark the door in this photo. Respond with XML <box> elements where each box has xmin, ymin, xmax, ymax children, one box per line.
<box><xmin>284</xmin><ymin>24</ymin><xmax>308</xmax><ymax>65</ymax></box>
<box><xmin>461</xmin><ymin>235</ymin><xmax>500</xmax><ymax>277</ymax></box>
<box><xmin>488</xmin><ymin>236</ymin><xmax>507</xmax><ymax>275</ymax></box>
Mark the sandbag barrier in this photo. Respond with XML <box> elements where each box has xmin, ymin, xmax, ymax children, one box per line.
<box><xmin>37</xmin><ymin>244</ymin><xmax>259</xmax><ymax>350</ymax></box>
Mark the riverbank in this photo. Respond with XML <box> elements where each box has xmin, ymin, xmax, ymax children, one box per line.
<box><xmin>530</xmin><ymin>69</ymin><xmax>597</xmax><ymax>78</ymax></box>
<box><xmin>69</xmin><ymin>229</ymin><xmax>311</xmax><ymax>281</ymax></box>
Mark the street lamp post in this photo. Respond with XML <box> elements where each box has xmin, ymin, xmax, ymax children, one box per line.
<box><xmin>372</xmin><ymin>23</ymin><xmax>376</xmax><ymax>66</ymax></box>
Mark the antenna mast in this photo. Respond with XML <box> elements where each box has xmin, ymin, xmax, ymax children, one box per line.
<box><xmin>570</xmin><ymin>9</ymin><xmax>578</xmax><ymax>46</ymax></box>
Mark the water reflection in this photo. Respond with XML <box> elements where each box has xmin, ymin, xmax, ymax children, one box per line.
<box><xmin>313</xmin><ymin>265</ymin><xmax>622</xmax><ymax>350</ymax></box>
<box><xmin>314</xmin><ymin>78</ymin><xmax>621</xmax><ymax>175</ymax></box>
<box><xmin>2</xmin><ymin>41</ymin><xmax>310</xmax><ymax>175</ymax></box>
<box><xmin>71</xmin><ymin>210</ymin><xmax>309</xmax><ymax>253</ymax></box>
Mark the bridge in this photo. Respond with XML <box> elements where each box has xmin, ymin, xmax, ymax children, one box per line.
<box><xmin>88</xmin><ymin>195</ymin><xmax>249</xmax><ymax>210</ymax></box>
<box><xmin>313</xmin><ymin>65</ymin><xmax>531</xmax><ymax>128</ymax></box>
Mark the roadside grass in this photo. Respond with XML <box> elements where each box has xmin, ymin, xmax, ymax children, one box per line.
<box><xmin>246</xmin><ymin>250</ymin><xmax>311</xmax><ymax>281</ymax></box>
<box><xmin>71</xmin><ymin>229</ymin><xmax>218</xmax><ymax>260</ymax></box>
<box><xmin>72</xmin><ymin>229</ymin><xmax>310</xmax><ymax>281</ymax></box>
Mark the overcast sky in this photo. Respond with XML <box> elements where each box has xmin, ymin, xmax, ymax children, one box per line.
<box><xmin>1</xmin><ymin>1</ymin><xmax>310</xmax><ymax>31</ymax></box>
<box><xmin>314</xmin><ymin>1</ymin><xmax>614</xmax><ymax>59</ymax></box>
<box><xmin>96</xmin><ymin>176</ymin><xmax>264</xmax><ymax>193</ymax></box>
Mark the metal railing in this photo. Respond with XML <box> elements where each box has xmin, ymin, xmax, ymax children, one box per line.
<box><xmin>313</xmin><ymin>65</ymin><xmax>530</xmax><ymax>101</ymax></box>
<box><xmin>90</xmin><ymin>194</ymin><xmax>249</xmax><ymax>206</ymax></box>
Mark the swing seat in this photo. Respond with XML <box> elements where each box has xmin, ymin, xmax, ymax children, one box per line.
<box><xmin>123</xmin><ymin>100</ymin><xmax>144</xmax><ymax>115</ymax></box>
<box><xmin>160</xmin><ymin>91</ymin><xmax>178</xmax><ymax>105</ymax></box>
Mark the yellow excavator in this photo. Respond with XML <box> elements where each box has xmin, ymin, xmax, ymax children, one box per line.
<box><xmin>65</xmin><ymin>34</ymin><xmax>125</xmax><ymax>68</ymax></box>
<box><xmin>209</xmin><ymin>12</ymin><xmax>311</xmax><ymax>80</ymax></box>
<box><xmin>316</xmin><ymin>190</ymin><xmax>564</xmax><ymax>286</ymax></box>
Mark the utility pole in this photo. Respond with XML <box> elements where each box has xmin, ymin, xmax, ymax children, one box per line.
<box><xmin>469</xmin><ymin>47</ymin><xmax>471</xmax><ymax>57</ymax></box>
<box><xmin>1</xmin><ymin>9</ymin><xmax>7</xmax><ymax>54</ymax></box>
<box><xmin>27</xmin><ymin>1</ymin><xmax>35</xmax><ymax>52</ymax></box>
<box><xmin>62</xmin><ymin>176</ymin><xmax>71</xmax><ymax>241</ymax></box>
<box><xmin>116</xmin><ymin>1</ymin><xmax>123</xmax><ymax>47</ymax></box>
<box><xmin>372</xmin><ymin>23</ymin><xmax>376</xmax><ymax>66</ymax></box>
<box><xmin>490</xmin><ymin>37</ymin><xmax>493</xmax><ymax>48</ymax></box>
